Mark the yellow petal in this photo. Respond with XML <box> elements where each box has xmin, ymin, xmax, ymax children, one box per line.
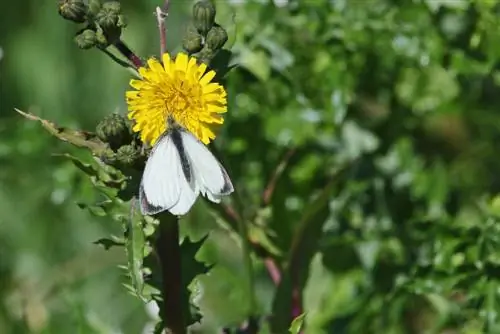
<box><xmin>200</xmin><ymin>70</ymin><xmax>216</xmax><ymax>85</ymax></box>
<box><xmin>162</xmin><ymin>53</ymin><xmax>172</xmax><ymax>67</ymax></box>
<box><xmin>175</xmin><ymin>52</ymin><xmax>189</xmax><ymax>72</ymax></box>
<box><xmin>196</xmin><ymin>63</ymin><xmax>208</xmax><ymax>79</ymax></box>
<box><xmin>126</xmin><ymin>52</ymin><xmax>227</xmax><ymax>145</ymax></box>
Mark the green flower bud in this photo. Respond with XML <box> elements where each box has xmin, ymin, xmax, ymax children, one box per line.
<box><xmin>94</xmin><ymin>2</ymin><xmax>123</xmax><ymax>45</ymax></box>
<box><xmin>196</xmin><ymin>46</ymin><xmax>215</xmax><ymax>65</ymax></box>
<box><xmin>95</xmin><ymin>27</ymin><xmax>109</xmax><ymax>48</ymax></box>
<box><xmin>182</xmin><ymin>24</ymin><xmax>203</xmax><ymax>54</ymax></box>
<box><xmin>206</xmin><ymin>25</ymin><xmax>228</xmax><ymax>51</ymax></box>
<box><xmin>96</xmin><ymin>3</ymin><xmax>120</xmax><ymax>30</ymax></box>
<box><xmin>100</xmin><ymin>148</ymin><xmax>118</xmax><ymax>165</ymax></box>
<box><xmin>102</xmin><ymin>1</ymin><xmax>121</xmax><ymax>13</ymax></box>
<box><xmin>58</xmin><ymin>0</ymin><xmax>87</xmax><ymax>23</ymax></box>
<box><xmin>96</xmin><ymin>113</ymin><xmax>132</xmax><ymax>150</ymax></box>
<box><xmin>192</xmin><ymin>0</ymin><xmax>216</xmax><ymax>36</ymax></box>
<box><xmin>87</xmin><ymin>0</ymin><xmax>101</xmax><ymax>17</ymax></box>
<box><xmin>74</xmin><ymin>29</ymin><xmax>97</xmax><ymax>49</ymax></box>
<box><xmin>116</xmin><ymin>145</ymin><xmax>141</xmax><ymax>167</ymax></box>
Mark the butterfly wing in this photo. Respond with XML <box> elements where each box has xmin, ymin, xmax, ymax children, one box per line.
<box><xmin>180</xmin><ymin>130</ymin><xmax>234</xmax><ymax>203</ymax></box>
<box><xmin>139</xmin><ymin>133</ymin><xmax>198</xmax><ymax>215</ymax></box>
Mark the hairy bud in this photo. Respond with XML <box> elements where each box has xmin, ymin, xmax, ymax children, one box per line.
<box><xmin>100</xmin><ymin>148</ymin><xmax>117</xmax><ymax>166</ymax></box>
<box><xmin>96</xmin><ymin>2</ymin><xmax>120</xmax><ymax>29</ymax></box>
<box><xmin>206</xmin><ymin>25</ymin><xmax>228</xmax><ymax>51</ymax></box>
<box><xmin>196</xmin><ymin>46</ymin><xmax>215</xmax><ymax>65</ymax></box>
<box><xmin>94</xmin><ymin>26</ymin><xmax>109</xmax><ymax>48</ymax></box>
<box><xmin>74</xmin><ymin>29</ymin><xmax>97</xmax><ymax>49</ymax></box>
<box><xmin>87</xmin><ymin>0</ymin><xmax>102</xmax><ymax>17</ymax></box>
<box><xmin>192</xmin><ymin>0</ymin><xmax>216</xmax><ymax>36</ymax></box>
<box><xmin>182</xmin><ymin>24</ymin><xmax>204</xmax><ymax>54</ymax></box>
<box><xmin>116</xmin><ymin>145</ymin><xmax>141</xmax><ymax>167</ymax></box>
<box><xmin>95</xmin><ymin>1</ymin><xmax>123</xmax><ymax>45</ymax></box>
<box><xmin>58</xmin><ymin>0</ymin><xmax>87</xmax><ymax>23</ymax></box>
<box><xmin>96</xmin><ymin>113</ymin><xmax>132</xmax><ymax>150</ymax></box>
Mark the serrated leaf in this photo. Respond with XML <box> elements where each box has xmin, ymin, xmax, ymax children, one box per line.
<box><xmin>180</xmin><ymin>234</ymin><xmax>212</xmax><ymax>326</ymax></box>
<box><xmin>77</xmin><ymin>200</ymin><xmax>114</xmax><ymax>217</ymax></box>
<box><xmin>124</xmin><ymin>198</ymin><xmax>147</xmax><ymax>302</ymax></box>
<box><xmin>14</xmin><ymin>108</ymin><xmax>107</xmax><ymax>155</ymax></box>
<box><xmin>93</xmin><ymin>237</ymin><xmax>124</xmax><ymax>250</ymax></box>
<box><xmin>211</xmin><ymin>49</ymin><xmax>237</xmax><ymax>81</ymax></box>
<box><xmin>59</xmin><ymin>153</ymin><xmax>101</xmax><ymax>177</ymax></box>
<box><xmin>56</xmin><ymin>153</ymin><xmax>121</xmax><ymax>186</ymax></box>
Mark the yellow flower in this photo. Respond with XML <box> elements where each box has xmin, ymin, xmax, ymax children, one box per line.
<box><xmin>126</xmin><ymin>52</ymin><xmax>227</xmax><ymax>146</ymax></box>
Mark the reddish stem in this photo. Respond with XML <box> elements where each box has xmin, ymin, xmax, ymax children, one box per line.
<box><xmin>156</xmin><ymin>1</ymin><xmax>170</xmax><ymax>55</ymax></box>
<box><xmin>262</xmin><ymin>148</ymin><xmax>296</xmax><ymax>206</ymax></box>
<box><xmin>113</xmin><ymin>40</ymin><xmax>143</xmax><ymax>69</ymax></box>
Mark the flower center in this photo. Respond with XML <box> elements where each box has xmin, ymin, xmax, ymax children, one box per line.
<box><xmin>163</xmin><ymin>79</ymin><xmax>203</xmax><ymax>122</ymax></box>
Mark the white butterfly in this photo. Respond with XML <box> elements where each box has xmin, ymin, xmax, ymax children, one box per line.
<box><xmin>139</xmin><ymin>118</ymin><xmax>234</xmax><ymax>216</ymax></box>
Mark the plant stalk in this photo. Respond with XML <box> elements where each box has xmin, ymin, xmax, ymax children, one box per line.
<box><xmin>155</xmin><ymin>214</ymin><xmax>186</xmax><ymax>334</ymax></box>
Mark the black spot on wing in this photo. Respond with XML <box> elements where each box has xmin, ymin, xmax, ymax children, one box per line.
<box><xmin>139</xmin><ymin>183</ymin><xmax>165</xmax><ymax>215</ymax></box>
<box><xmin>170</xmin><ymin>128</ymin><xmax>193</xmax><ymax>183</ymax></box>
<box><xmin>218</xmin><ymin>163</ymin><xmax>234</xmax><ymax>195</ymax></box>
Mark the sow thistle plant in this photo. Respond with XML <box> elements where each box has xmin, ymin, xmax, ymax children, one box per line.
<box><xmin>16</xmin><ymin>0</ymin><xmax>242</xmax><ymax>333</ymax></box>
<box><xmin>15</xmin><ymin>0</ymin><xmax>313</xmax><ymax>333</ymax></box>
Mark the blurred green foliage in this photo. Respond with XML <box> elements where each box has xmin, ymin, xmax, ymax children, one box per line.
<box><xmin>4</xmin><ymin>0</ymin><xmax>500</xmax><ymax>333</ymax></box>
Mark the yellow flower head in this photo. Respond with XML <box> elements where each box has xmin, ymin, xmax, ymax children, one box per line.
<box><xmin>126</xmin><ymin>52</ymin><xmax>227</xmax><ymax>146</ymax></box>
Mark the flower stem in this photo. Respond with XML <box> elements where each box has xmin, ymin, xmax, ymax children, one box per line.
<box><xmin>237</xmin><ymin>218</ymin><xmax>258</xmax><ymax>317</ymax></box>
<box><xmin>154</xmin><ymin>213</ymin><xmax>186</xmax><ymax>334</ymax></box>
<box><xmin>155</xmin><ymin>1</ymin><xmax>170</xmax><ymax>56</ymax></box>
<box><xmin>112</xmin><ymin>40</ymin><xmax>143</xmax><ymax>69</ymax></box>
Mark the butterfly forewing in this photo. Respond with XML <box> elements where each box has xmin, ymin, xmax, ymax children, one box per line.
<box><xmin>180</xmin><ymin>130</ymin><xmax>234</xmax><ymax>203</ymax></box>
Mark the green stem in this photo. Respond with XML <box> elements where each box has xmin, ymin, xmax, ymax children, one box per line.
<box><xmin>237</xmin><ymin>218</ymin><xmax>257</xmax><ymax>316</ymax></box>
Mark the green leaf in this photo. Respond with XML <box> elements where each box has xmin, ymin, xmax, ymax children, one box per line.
<box><xmin>180</xmin><ymin>234</ymin><xmax>213</xmax><ymax>326</ymax></box>
<box><xmin>289</xmin><ymin>313</ymin><xmax>306</xmax><ymax>334</ymax></box>
<box><xmin>238</xmin><ymin>48</ymin><xmax>270</xmax><ymax>81</ymax></box>
<box><xmin>93</xmin><ymin>237</ymin><xmax>124</xmax><ymax>250</ymax></box>
<box><xmin>124</xmin><ymin>199</ymin><xmax>147</xmax><ymax>302</ymax></box>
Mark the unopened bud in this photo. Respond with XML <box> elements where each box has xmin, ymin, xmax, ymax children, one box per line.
<box><xmin>102</xmin><ymin>1</ymin><xmax>121</xmax><ymax>13</ymax></box>
<box><xmin>75</xmin><ymin>29</ymin><xmax>97</xmax><ymax>49</ymax></box>
<box><xmin>95</xmin><ymin>27</ymin><xmax>109</xmax><ymax>48</ymax></box>
<box><xmin>95</xmin><ymin>2</ymin><xmax>123</xmax><ymax>45</ymax></box>
<box><xmin>100</xmin><ymin>148</ymin><xmax>117</xmax><ymax>165</ymax></box>
<box><xmin>193</xmin><ymin>0</ymin><xmax>216</xmax><ymax>36</ymax></box>
<box><xmin>206</xmin><ymin>25</ymin><xmax>227</xmax><ymax>51</ymax></box>
<box><xmin>58</xmin><ymin>0</ymin><xmax>87</xmax><ymax>23</ymax></box>
<box><xmin>88</xmin><ymin>0</ymin><xmax>102</xmax><ymax>17</ymax></box>
<box><xmin>182</xmin><ymin>24</ymin><xmax>203</xmax><ymax>54</ymax></box>
<box><xmin>96</xmin><ymin>113</ymin><xmax>132</xmax><ymax>151</ymax></box>
<box><xmin>96</xmin><ymin>2</ymin><xmax>120</xmax><ymax>30</ymax></box>
<box><xmin>116</xmin><ymin>145</ymin><xmax>141</xmax><ymax>167</ymax></box>
<box><xmin>196</xmin><ymin>46</ymin><xmax>215</xmax><ymax>65</ymax></box>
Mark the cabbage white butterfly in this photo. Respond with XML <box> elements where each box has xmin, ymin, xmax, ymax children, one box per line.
<box><xmin>139</xmin><ymin>117</ymin><xmax>234</xmax><ymax>216</ymax></box>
